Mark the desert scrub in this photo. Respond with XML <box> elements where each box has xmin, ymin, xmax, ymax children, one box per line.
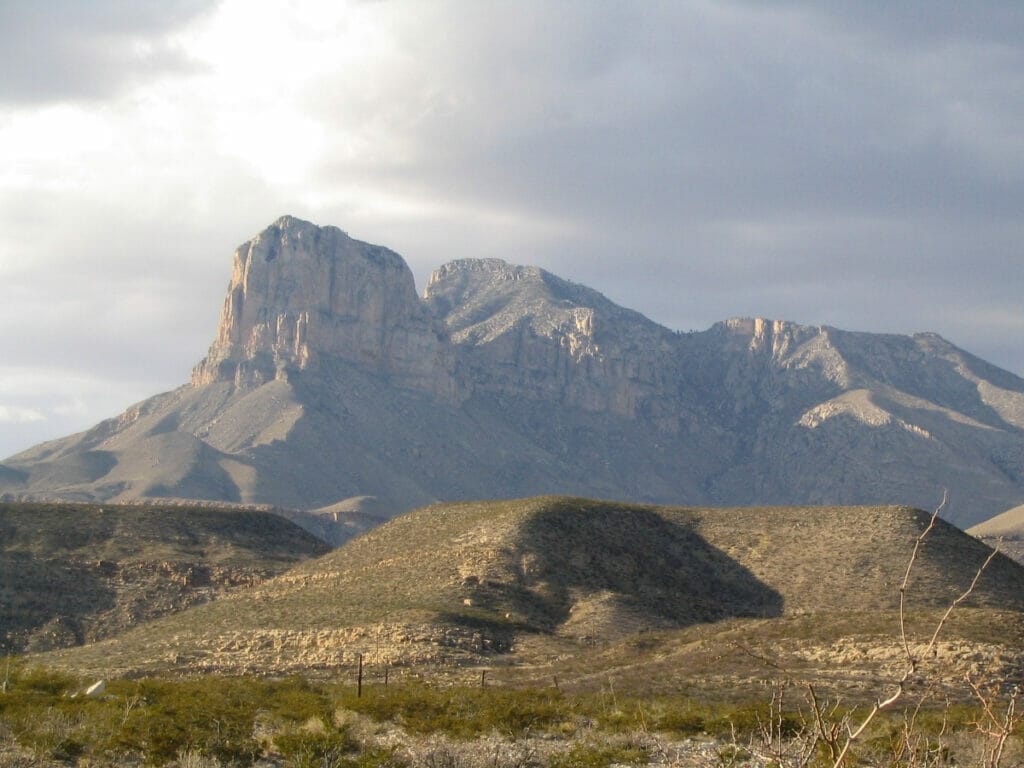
<box><xmin>548</xmin><ymin>739</ymin><xmax>650</xmax><ymax>768</ymax></box>
<box><xmin>334</xmin><ymin>683</ymin><xmax>569</xmax><ymax>738</ymax></box>
<box><xmin>0</xmin><ymin>663</ymin><xmax>111</xmax><ymax>762</ymax></box>
<box><xmin>274</xmin><ymin>721</ymin><xmax>359</xmax><ymax>768</ymax></box>
<box><xmin>109</xmin><ymin>674</ymin><xmax>339</xmax><ymax>761</ymax></box>
<box><xmin>0</xmin><ymin>671</ymin><xmax>343</xmax><ymax>765</ymax></box>
<box><xmin>108</xmin><ymin>677</ymin><xmax>264</xmax><ymax>764</ymax></box>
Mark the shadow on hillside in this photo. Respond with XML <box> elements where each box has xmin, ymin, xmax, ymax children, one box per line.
<box><xmin>463</xmin><ymin>500</ymin><xmax>784</xmax><ymax>635</ymax></box>
<box><xmin>0</xmin><ymin>553</ymin><xmax>114</xmax><ymax>653</ymax></box>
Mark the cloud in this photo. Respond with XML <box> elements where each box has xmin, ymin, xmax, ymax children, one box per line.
<box><xmin>0</xmin><ymin>366</ymin><xmax>164</xmax><ymax>458</ymax></box>
<box><xmin>278</xmin><ymin>2</ymin><xmax>1023</xmax><ymax>362</ymax></box>
<box><xmin>0</xmin><ymin>405</ymin><xmax>45</xmax><ymax>424</ymax></box>
<box><xmin>0</xmin><ymin>0</ymin><xmax>219</xmax><ymax>104</ymax></box>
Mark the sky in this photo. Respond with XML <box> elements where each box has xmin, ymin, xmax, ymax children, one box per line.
<box><xmin>1</xmin><ymin>0</ymin><xmax>1023</xmax><ymax>458</ymax></box>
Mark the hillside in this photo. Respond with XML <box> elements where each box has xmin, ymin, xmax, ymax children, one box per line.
<box><xmin>42</xmin><ymin>497</ymin><xmax>1024</xmax><ymax>699</ymax></box>
<box><xmin>0</xmin><ymin>501</ymin><xmax>329</xmax><ymax>653</ymax></box>
<box><xmin>2</xmin><ymin>216</ymin><xmax>1023</xmax><ymax>526</ymax></box>
<box><xmin>969</xmin><ymin>503</ymin><xmax>1024</xmax><ymax>564</ymax></box>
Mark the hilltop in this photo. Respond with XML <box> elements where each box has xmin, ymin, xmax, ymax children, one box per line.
<box><xmin>43</xmin><ymin>497</ymin><xmax>1024</xmax><ymax>700</ymax></box>
<box><xmin>2</xmin><ymin>216</ymin><xmax>1023</xmax><ymax>526</ymax></box>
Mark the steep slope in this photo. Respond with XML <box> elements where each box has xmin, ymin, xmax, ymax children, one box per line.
<box><xmin>41</xmin><ymin>497</ymin><xmax>1024</xmax><ymax>700</ymax></box>
<box><xmin>424</xmin><ymin>259</ymin><xmax>684</xmax><ymax>419</ymax></box>
<box><xmin>2</xmin><ymin>216</ymin><xmax>1023</xmax><ymax>526</ymax></box>
<box><xmin>0</xmin><ymin>501</ymin><xmax>329</xmax><ymax>653</ymax></box>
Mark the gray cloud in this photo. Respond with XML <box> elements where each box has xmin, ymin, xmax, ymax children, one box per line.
<box><xmin>0</xmin><ymin>0</ymin><xmax>218</xmax><ymax>103</ymax></box>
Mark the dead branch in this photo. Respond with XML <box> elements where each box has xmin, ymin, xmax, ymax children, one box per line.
<box><xmin>826</xmin><ymin>490</ymin><xmax>1001</xmax><ymax>767</ymax></box>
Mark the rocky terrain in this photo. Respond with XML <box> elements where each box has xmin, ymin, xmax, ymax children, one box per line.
<box><xmin>0</xmin><ymin>501</ymin><xmax>329</xmax><ymax>653</ymax></box>
<box><xmin>41</xmin><ymin>497</ymin><xmax>1024</xmax><ymax>702</ymax></box>
<box><xmin>2</xmin><ymin>216</ymin><xmax>1022</xmax><ymax>527</ymax></box>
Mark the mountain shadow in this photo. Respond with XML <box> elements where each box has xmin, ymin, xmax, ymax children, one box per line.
<box><xmin>453</xmin><ymin>498</ymin><xmax>783</xmax><ymax>637</ymax></box>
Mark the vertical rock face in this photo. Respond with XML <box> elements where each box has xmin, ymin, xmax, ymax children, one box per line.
<box><xmin>192</xmin><ymin>216</ymin><xmax>454</xmax><ymax>397</ymax></box>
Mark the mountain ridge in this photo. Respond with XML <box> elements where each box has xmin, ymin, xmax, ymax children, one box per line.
<box><xmin>2</xmin><ymin>216</ymin><xmax>1022</xmax><ymax>527</ymax></box>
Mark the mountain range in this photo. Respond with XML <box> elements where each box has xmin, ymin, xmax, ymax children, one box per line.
<box><xmin>2</xmin><ymin>215</ymin><xmax>1022</xmax><ymax>528</ymax></box>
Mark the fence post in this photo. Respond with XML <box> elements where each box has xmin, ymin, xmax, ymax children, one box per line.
<box><xmin>357</xmin><ymin>653</ymin><xmax>363</xmax><ymax>698</ymax></box>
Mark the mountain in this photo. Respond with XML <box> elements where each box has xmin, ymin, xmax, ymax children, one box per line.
<box><xmin>41</xmin><ymin>497</ymin><xmax>1024</xmax><ymax>699</ymax></box>
<box><xmin>0</xmin><ymin>501</ymin><xmax>329</xmax><ymax>653</ymax></box>
<box><xmin>2</xmin><ymin>215</ymin><xmax>1023</xmax><ymax>527</ymax></box>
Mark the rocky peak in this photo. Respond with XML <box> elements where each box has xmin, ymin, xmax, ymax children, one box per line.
<box><xmin>4</xmin><ymin>218</ymin><xmax>1024</xmax><ymax>526</ymax></box>
<box><xmin>424</xmin><ymin>257</ymin><xmax>681</xmax><ymax>420</ymax></box>
<box><xmin>425</xmin><ymin>258</ymin><xmax>587</xmax><ymax>343</ymax></box>
<box><xmin>425</xmin><ymin>258</ymin><xmax>671</xmax><ymax>345</ymax></box>
<box><xmin>191</xmin><ymin>217</ymin><xmax>454</xmax><ymax>396</ymax></box>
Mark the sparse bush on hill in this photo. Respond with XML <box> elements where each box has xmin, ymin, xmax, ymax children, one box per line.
<box><xmin>713</xmin><ymin>495</ymin><xmax>1024</xmax><ymax>767</ymax></box>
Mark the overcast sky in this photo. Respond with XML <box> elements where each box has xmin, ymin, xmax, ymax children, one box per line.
<box><xmin>2</xmin><ymin>0</ymin><xmax>1023</xmax><ymax>458</ymax></box>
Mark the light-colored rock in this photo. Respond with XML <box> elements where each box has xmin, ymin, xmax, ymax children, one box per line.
<box><xmin>424</xmin><ymin>258</ymin><xmax>681</xmax><ymax>420</ymax></box>
<box><xmin>192</xmin><ymin>216</ymin><xmax>455</xmax><ymax>398</ymax></box>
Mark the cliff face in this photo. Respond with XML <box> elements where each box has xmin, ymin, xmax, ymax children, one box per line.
<box><xmin>423</xmin><ymin>259</ymin><xmax>682</xmax><ymax>420</ymax></box>
<box><xmin>191</xmin><ymin>216</ymin><xmax>455</xmax><ymax>398</ymax></box>
<box><xmin>2</xmin><ymin>216</ymin><xmax>1023</xmax><ymax>528</ymax></box>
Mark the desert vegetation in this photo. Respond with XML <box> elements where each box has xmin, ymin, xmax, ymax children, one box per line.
<box><xmin>4</xmin><ymin>499</ymin><xmax>1024</xmax><ymax>766</ymax></box>
<box><xmin>0</xmin><ymin>662</ymin><xmax>1022</xmax><ymax>767</ymax></box>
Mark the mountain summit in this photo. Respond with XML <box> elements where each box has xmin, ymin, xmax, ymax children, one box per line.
<box><xmin>3</xmin><ymin>217</ymin><xmax>1023</xmax><ymax>527</ymax></box>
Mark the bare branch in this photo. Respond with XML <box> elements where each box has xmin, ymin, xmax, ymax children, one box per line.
<box><xmin>898</xmin><ymin>490</ymin><xmax>946</xmax><ymax>668</ymax></box>
<box><xmin>825</xmin><ymin>490</ymin><xmax>1008</xmax><ymax>767</ymax></box>
<box><xmin>925</xmin><ymin>544</ymin><xmax>999</xmax><ymax>651</ymax></box>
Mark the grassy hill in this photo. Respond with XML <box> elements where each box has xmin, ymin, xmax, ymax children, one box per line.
<box><xmin>0</xmin><ymin>501</ymin><xmax>329</xmax><ymax>653</ymax></box>
<box><xmin>39</xmin><ymin>496</ymin><xmax>1024</xmax><ymax>701</ymax></box>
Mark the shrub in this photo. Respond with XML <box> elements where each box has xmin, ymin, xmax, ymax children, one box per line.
<box><xmin>275</xmin><ymin>723</ymin><xmax>358</xmax><ymax>768</ymax></box>
<box><xmin>334</xmin><ymin>684</ymin><xmax>567</xmax><ymax>738</ymax></box>
<box><xmin>548</xmin><ymin>740</ymin><xmax>650</xmax><ymax>768</ymax></box>
<box><xmin>108</xmin><ymin>677</ymin><xmax>262</xmax><ymax>764</ymax></box>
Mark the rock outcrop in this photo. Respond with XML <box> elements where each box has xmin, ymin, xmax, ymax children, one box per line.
<box><xmin>424</xmin><ymin>259</ymin><xmax>683</xmax><ymax>421</ymax></box>
<box><xmin>2</xmin><ymin>216</ymin><xmax>1023</xmax><ymax>527</ymax></box>
<box><xmin>192</xmin><ymin>216</ymin><xmax>455</xmax><ymax>398</ymax></box>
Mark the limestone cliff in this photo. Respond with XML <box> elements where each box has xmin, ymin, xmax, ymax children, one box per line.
<box><xmin>192</xmin><ymin>216</ymin><xmax>454</xmax><ymax>398</ymax></box>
